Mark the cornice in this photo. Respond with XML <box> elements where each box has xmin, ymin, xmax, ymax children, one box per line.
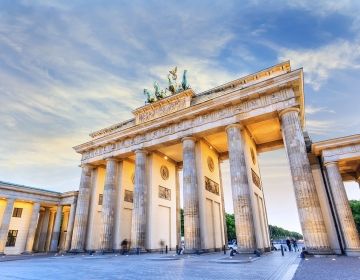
<box><xmin>312</xmin><ymin>134</ymin><xmax>360</xmax><ymax>155</ymax></box>
<box><xmin>74</xmin><ymin>68</ymin><xmax>303</xmax><ymax>154</ymax></box>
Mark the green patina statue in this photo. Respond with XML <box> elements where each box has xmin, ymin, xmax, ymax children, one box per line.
<box><xmin>143</xmin><ymin>67</ymin><xmax>190</xmax><ymax>104</ymax></box>
<box><xmin>144</xmin><ymin>89</ymin><xmax>156</xmax><ymax>104</ymax></box>
<box><xmin>181</xmin><ymin>69</ymin><xmax>189</xmax><ymax>90</ymax></box>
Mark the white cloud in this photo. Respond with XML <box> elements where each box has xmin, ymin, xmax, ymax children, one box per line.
<box><xmin>279</xmin><ymin>40</ymin><xmax>360</xmax><ymax>90</ymax></box>
<box><xmin>305</xmin><ymin>119</ymin><xmax>335</xmax><ymax>135</ymax></box>
<box><xmin>305</xmin><ymin>105</ymin><xmax>335</xmax><ymax>115</ymax></box>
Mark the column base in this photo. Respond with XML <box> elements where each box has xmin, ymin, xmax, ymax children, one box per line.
<box><xmin>305</xmin><ymin>248</ymin><xmax>334</xmax><ymax>255</ymax></box>
<box><xmin>129</xmin><ymin>247</ymin><xmax>148</xmax><ymax>254</ymax></box>
<box><xmin>68</xmin><ymin>249</ymin><xmax>86</xmax><ymax>254</ymax></box>
<box><xmin>21</xmin><ymin>251</ymin><xmax>34</xmax><ymax>255</ymax></box>
<box><xmin>345</xmin><ymin>248</ymin><xmax>360</xmax><ymax>257</ymax></box>
<box><xmin>184</xmin><ymin>248</ymin><xmax>206</xmax><ymax>254</ymax></box>
<box><xmin>95</xmin><ymin>249</ymin><xmax>114</xmax><ymax>254</ymax></box>
<box><xmin>0</xmin><ymin>252</ymin><xmax>5</xmax><ymax>256</ymax></box>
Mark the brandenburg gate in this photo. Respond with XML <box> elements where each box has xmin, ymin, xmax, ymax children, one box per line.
<box><xmin>68</xmin><ymin>61</ymin><xmax>360</xmax><ymax>256</ymax></box>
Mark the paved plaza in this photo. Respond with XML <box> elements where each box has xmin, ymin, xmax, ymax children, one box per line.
<box><xmin>0</xmin><ymin>251</ymin><xmax>296</xmax><ymax>280</ymax></box>
<box><xmin>1</xmin><ymin>250</ymin><xmax>360</xmax><ymax>279</ymax></box>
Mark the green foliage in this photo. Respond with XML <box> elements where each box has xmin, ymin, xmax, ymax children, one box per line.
<box><xmin>181</xmin><ymin>210</ymin><xmax>304</xmax><ymax>241</ymax></box>
<box><xmin>226</xmin><ymin>213</ymin><xmax>236</xmax><ymax>241</ymax></box>
<box><xmin>349</xmin><ymin>200</ymin><xmax>360</xmax><ymax>235</ymax></box>
<box><xmin>268</xmin><ymin>224</ymin><xmax>303</xmax><ymax>240</ymax></box>
<box><xmin>224</xmin><ymin>212</ymin><xmax>303</xmax><ymax>241</ymax></box>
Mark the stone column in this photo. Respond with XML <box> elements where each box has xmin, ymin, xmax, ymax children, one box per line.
<box><xmin>64</xmin><ymin>202</ymin><xmax>77</xmax><ymax>251</ymax></box>
<box><xmin>280</xmin><ymin>108</ymin><xmax>331</xmax><ymax>253</ymax></box>
<box><xmin>50</xmin><ymin>205</ymin><xmax>63</xmax><ymax>252</ymax></box>
<box><xmin>175</xmin><ymin>166</ymin><xmax>181</xmax><ymax>247</ymax></box>
<box><xmin>182</xmin><ymin>137</ymin><xmax>201</xmax><ymax>252</ymax></box>
<box><xmin>23</xmin><ymin>202</ymin><xmax>41</xmax><ymax>254</ymax></box>
<box><xmin>99</xmin><ymin>158</ymin><xmax>118</xmax><ymax>252</ymax></box>
<box><xmin>33</xmin><ymin>210</ymin><xmax>45</xmax><ymax>251</ymax></box>
<box><xmin>38</xmin><ymin>208</ymin><xmax>50</xmax><ymax>251</ymax></box>
<box><xmin>226</xmin><ymin>124</ymin><xmax>256</xmax><ymax>252</ymax></box>
<box><xmin>0</xmin><ymin>198</ymin><xmax>15</xmax><ymax>255</ymax></box>
<box><xmin>325</xmin><ymin>162</ymin><xmax>360</xmax><ymax>255</ymax></box>
<box><xmin>218</xmin><ymin>159</ymin><xmax>228</xmax><ymax>246</ymax></box>
<box><xmin>70</xmin><ymin>165</ymin><xmax>93</xmax><ymax>252</ymax></box>
<box><xmin>45</xmin><ymin>209</ymin><xmax>56</xmax><ymax>251</ymax></box>
<box><xmin>131</xmin><ymin>150</ymin><xmax>148</xmax><ymax>251</ymax></box>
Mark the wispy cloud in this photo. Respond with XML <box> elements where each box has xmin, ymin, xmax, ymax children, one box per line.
<box><xmin>279</xmin><ymin>40</ymin><xmax>360</xmax><ymax>90</ymax></box>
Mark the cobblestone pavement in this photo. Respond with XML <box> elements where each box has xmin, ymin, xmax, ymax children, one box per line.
<box><xmin>0</xmin><ymin>251</ymin><xmax>301</xmax><ymax>280</ymax></box>
<box><xmin>293</xmin><ymin>255</ymin><xmax>360</xmax><ymax>280</ymax></box>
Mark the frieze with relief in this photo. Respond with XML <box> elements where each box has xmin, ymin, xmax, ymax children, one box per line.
<box><xmin>81</xmin><ymin>89</ymin><xmax>294</xmax><ymax>161</ymax></box>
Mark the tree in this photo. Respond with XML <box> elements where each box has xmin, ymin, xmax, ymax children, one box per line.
<box><xmin>349</xmin><ymin>200</ymin><xmax>360</xmax><ymax>235</ymax></box>
<box><xmin>225</xmin><ymin>212</ymin><xmax>303</xmax><ymax>241</ymax></box>
<box><xmin>268</xmin><ymin>225</ymin><xmax>303</xmax><ymax>240</ymax></box>
<box><xmin>226</xmin><ymin>213</ymin><xmax>236</xmax><ymax>242</ymax></box>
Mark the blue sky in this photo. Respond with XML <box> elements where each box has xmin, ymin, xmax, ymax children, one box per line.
<box><xmin>0</xmin><ymin>0</ymin><xmax>360</xmax><ymax>232</ymax></box>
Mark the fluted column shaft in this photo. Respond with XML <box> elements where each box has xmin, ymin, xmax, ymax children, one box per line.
<box><xmin>99</xmin><ymin>158</ymin><xmax>118</xmax><ymax>251</ymax></box>
<box><xmin>33</xmin><ymin>210</ymin><xmax>45</xmax><ymax>251</ymax></box>
<box><xmin>175</xmin><ymin>167</ymin><xmax>181</xmax><ymax>247</ymax></box>
<box><xmin>226</xmin><ymin>125</ymin><xmax>256</xmax><ymax>252</ymax></box>
<box><xmin>182</xmin><ymin>137</ymin><xmax>201</xmax><ymax>252</ymax></box>
<box><xmin>280</xmin><ymin>108</ymin><xmax>331</xmax><ymax>253</ymax></box>
<box><xmin>64</xmin><ymin>202</ymin><xmax>77</xmax><ymax>251</ymax></box>
<box><xmin>325</xmin><ymin>162</ymin><xmax>360</xmax><ymax>253</ymax></box>
<box><xmin>24</xmin><ymin>202</ymin><xmax>41</xmax><ymax>253</ymax></box>
<box><xmin>45</xmin><ymin>210</ymin><xmax>56</xmax><ymax>251</ymax></box>
<box><xmin>70</xmin><ymin>165</ymin><xmax>92</xmax><ymax>252</ymax></box>
<box><xmin>50</xmin><ymin>205</ymin><xmax>63</xmax><ymax>252</ymax></box>
<box><xmin>218</xmin><ymin>159</ymin><xmax>228</xmax><ymax>246</ymax></box>
<box><xmin>131</xmin><ymin>150</ymin><xmax>148</xmax><ymax>250</ymax></box>
<box><xmin>0</xmin><ymin>198</ymin><xmax>15</xmax><ymax>254</ymax></box>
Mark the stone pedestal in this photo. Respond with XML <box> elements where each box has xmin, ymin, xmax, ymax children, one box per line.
<box><xmin>325</xmin><ymin>162</ymin><xmax>360</xmax><ymax>256</ymax></box>
<box><xmin>131</xmin><ymin>150</ymin><xmax>148</xmax><ymax>251</ymax></box>
<box><xmin>0</xmin><ymin>198</ymin><xmax>15</xmax><ymax>255</ymax></box>
<box><xmin>226</xmin><ymin>124</ymin><xmax>256</xmax><ymax>253</ymax></box>
<box><xmin>50</xmin><ymin>205</ymin><xmax>63</xmax><ymax>252</ymax></box>
<box><xmin>23</xmin><ymin>202</ymin><xmax>41</xmax><ymax>254</ymax></box>
<box><xmin>99</xmin><ymin>158</ymin><xmax>118</xmax><ymax>252</ymax></box>
<box><xmin>182</xmin><ymin>137</ymin><xmax>201</xmax><ymax>253</ymax></box>
<box><xmin>70</xmin><ymin>165</ymin><xmax>92</xmax><ymax>252</ymax></box>
<box><xmin>280</xmin><ymin>108</ymin><xmax>331</xmax><ymax>254</ymax></box>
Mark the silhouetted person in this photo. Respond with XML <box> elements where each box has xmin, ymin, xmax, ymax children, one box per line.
<box><xmin>292</xmin><ymin>239</ymin><xmax>298</xmax><ymax>251</ymax></box>
<box><xmin>121</xmin><ymin>239</ymin><xmax>128</xmax><ymax>255</ymax></box>
<box><xmin>286</xmin><ymin>238</ymin><xmax>292</xmax><ymax>252</ymax></box>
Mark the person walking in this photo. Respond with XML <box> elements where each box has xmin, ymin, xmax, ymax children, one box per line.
<box><xmin>286</xmin><ymin>238</ymin><xmax>292</xmax><ymax>252</ymax></box>
<box><xmin>293</xmin><ymin>239</ymin><xmax>298</xmax><ymax>251</ymax></box>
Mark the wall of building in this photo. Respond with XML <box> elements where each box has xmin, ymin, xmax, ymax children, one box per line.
<box><xmin>310</xmin><ymin>156</ymin><xmax>342</xmax><ymax>254</ymax></box>
<box><xmin>115</xmin><ymin>160</ymin><xmax>134</xmax><ymax>248</ymax></box>
<box><xmin>242</xmin><ymin>130</ymin><xmax>270</xmax><ymax>251</ymax></box>
<box><xmin>86</xmin><ymin>166</ymin><xmax>105</xmax><ymax>250</ymax></box>
<box><xmin>147</xmin><ymin>153</ymin><xmax>177</xmax><ymax>250</ymax></box>
<box><xmin>4</xmin><ymin>202</ymin><xmax>33</xmax><ymax>254</ymax></box>
<box><xmin>196</xmin><ymin>140</ymin><xmax>225</xmax><ymax>250</ymax></box>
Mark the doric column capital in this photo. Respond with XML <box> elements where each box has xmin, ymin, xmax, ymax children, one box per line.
<box><xmin>324</xmin><ymin>161</ymin><xmax>339</xmax><ymax>168</ymax></box>
<box><xmin>104</xmin><ymin>157</ymin><xmax>119</xmax><ymax>163</ymax></box>
<box><xmin>225</xmin><ymin>123</ymin><xmax>243</xmax><ymax>133</ymax></box>
<box><xmin>278</xmin><ymin>107</ymin><xmax>300</xmax><ymax>119</ymax></box>
<box><xmin>181</xmin><ymin>136</ymin><xmax>197</xmax><ymax>143</ymax></box>
<box><xmin>80</xmin><ymin>164</ymin><xmax>93</xmax><ymax>173</ymax></box>
<box><xmin>6</xmin><ymin>197</ymin><xmax>15</xmax><ymax>203</ymax></box>
<box><xmin>135</xmin><ymin>149</ymin><xmax>148</xmax><ymax>155</ymax></box>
